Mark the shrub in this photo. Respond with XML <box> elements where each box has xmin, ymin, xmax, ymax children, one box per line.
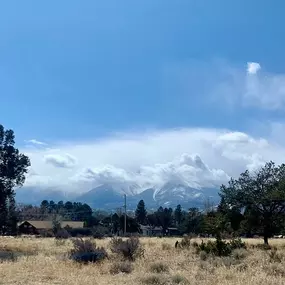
<box><xmin>229</xmin><ymin>238</ymin><xmax>246</xmax><ymax>250</ymax></box>
<box><xmin>142</xmin><ymin>275</ymin><xmax>167</xmax><ymax>285</ymax></box>
<box><xmin>179</xmin><ymin>236</ymin><xmax>191</xmax><ymax>249</ymax></box>
<box><xmin>54</xmin><ymin>228</ymin><xmax>70</xmax><ymax>240</ymax></box>
<box><xmin>266</xmin><ymin>263</ymin><xmax>285</xmax><ymax>277</ymax></box>
<box><xmin>197</xmin><ymin>239</ymin><xmax>231</xmax><ymax>256</ymax></box>
<box><xmin>110</xmin><ymin>261</ymin><xmax>133</xmax><ymax>274</ymax></box>
<box><xmin>253</xmin><ymin>244</ymin><xmax>272</xmax><ymax>251</ymax></box>
<box><xmin>221</xmin><ymin>256</ymin><xmax>240</xmax><ymax>268</ymax></box>
<box><xmin>110</xmin><ymin>237</ymin><xmax>144</xmax><ymax>261</ymax></box>
<box><xmin>67</xmin><ymin>228</ymin><xmax>93</xmax><ymax>237</ymax></box>
<box><xmin>199</xmin><ymin>251</ymin><xmax>208</xmax><ymax>261</ymax></box>
<box><xmin>55</xmin><ymin>239</ymin><xmax>66</xmax><ymax>246</ymax></box>
<box><xmin>92</xmin><ymin>226</ymin><xmax>110</xmax><ymax>239</ymax></box>
<box><xmin>232</xmin><ymin>249</ymin><xmax>248</xmax><ymax>260</ymax></box>
<box><xmin>172</xmin><ymin>274</ymin><xmax>189</xmax><ymax>284</ymax></box>
<box><xmin>161</xmin><ymin>243</ymin><xmax>171</xmax><ymax>250</ymax></box>
<box><xmin>149</xmin><ymin>262</ymin><xmax>169</xmax><ymax>273</ymax></box>
<box><xmin>196</xmin><ymin>237</ymin><xmax>247</xmax><ymax>257</ymax></box>
<box><xmin>0</xmin><ymin>251</ymin><xmax>17</xmax><ymax>262</ymax></box>
<box><xmin>70</xmin><ymin>238</ymin><xmax>97</xmax><ymax>254</ymax></box>
<box><xmin>268</xmin><ymin>248</ymin><xmax>283</xmax><ymax>263</ymax></box>
<box><xmin>69</xmin><ymin>238</ymin><xmax>107</xmax><ymax>264</ymax></box>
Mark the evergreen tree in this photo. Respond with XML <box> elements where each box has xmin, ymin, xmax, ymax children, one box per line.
<box><xmin>135</xmin><ymin>200</ymin><xmax>147</xmax><ymax>225</ymax></box>
<box><xmin>174</xmin><ymin>204</ymin><xmax>182</xmax><ymax>225</ymax></box>
<box><xmin>0</xmin><ymin>125</ymin><xmax>30</xmax><ymax>235</ymax></box>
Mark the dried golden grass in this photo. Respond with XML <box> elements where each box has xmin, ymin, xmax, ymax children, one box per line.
<box><xmin>1</xmin><ymin>237</ymin><xmax>285</xmax><ymax>284</ymax></box>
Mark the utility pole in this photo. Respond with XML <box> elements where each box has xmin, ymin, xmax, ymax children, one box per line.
<box><xmin>124</xmin><ymin>194</ymin><xmax>127</xmax><ymax>236</ymax></box>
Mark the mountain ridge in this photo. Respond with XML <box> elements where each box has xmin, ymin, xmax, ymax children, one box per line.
<box><xmin>15</xmin><ymin>183</ymin><xmax>220</xmax><ymax>210</ymax></box>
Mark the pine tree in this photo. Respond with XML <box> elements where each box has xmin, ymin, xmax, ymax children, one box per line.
<box><xmin>135</xmin><ymin>200</ymin><xmax>147</xmax><ymax>225</ymax></box>
<box><xmin>174</xmin><ymin>204</ymin><xmax>182</xmax><ymax>225</ymax></box>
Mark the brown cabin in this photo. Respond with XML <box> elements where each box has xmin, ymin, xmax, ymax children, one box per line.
<box><xmin>18</xmin><ymin>220</ymin><xmax>84</xmax><ymax>235</ymax></box>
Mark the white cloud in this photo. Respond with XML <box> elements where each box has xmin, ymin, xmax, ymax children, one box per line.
<box><xmin>166</xmin><ymin>59</ymin><xmax>285</xmax><ymax>110</ymax></box>
<box><xmin>247</xmin><ymin>62</ymin><xmax>261</xmax><ymax>75</ymax></box>
<box><xmin>21</xmin><ymin>127</ymin><xmax>285</xmax><ymax>194</ymax></box>
<box><xmin>25</xmin><ymin>139</ymin><xmax>47</xmax><ymax>146</ymax></box>
<box><xmin>44</xmin><ymin>153</ymin><xmax>77</xmax><ymax>168</ymax></box>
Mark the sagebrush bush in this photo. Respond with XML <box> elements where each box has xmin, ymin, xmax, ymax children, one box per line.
<box><xmin>70</xmin><ymin>238</ymin><xmax>107</xmax><ymax>263</ymax></box>
<box><xmin>266</xmin><ymin>263</ymin><xmax>285</xmax><ymax>277</ymax></box>
<box><xmin>149</xmin><ymin>262</ymin><xmax>169</xmax><ymax>273</ymax></box>
<box><xmin>0</xmin><ymin>251</ymin><xmax>17</xmax><ymax>262</ymax></box>
<box><xmin>171</xmin><ymin>274</ymin><xmax>189</xmax><ymax>284</ymax></box>
<box><xmin>110</xmin><ymin>261</ymin><xmax>133</xmax><ymax>274</ymax></box>
<box><xmin>55</xmin><ymin>239</ymin><xmax>66</xmax><ymax>246</ymax></box>
<box><xmin>179</xmin><ymin>236</ymin><xmax>191</xmax><ymax>249</ymax></box>
<box><xmin>268</xmin><ymin>248</ymin><xmax>283</xmax><ymax>263</ymax></box>
<box><xmin>199</xmin><ymin>250</ymin><xmax>208</xmax><ymax>261</ymax></box>
<box><xmin>110</xmin><ymin>237</ymin><xmax>144</xmax><ymax>261</ymax></box>
<box><xmin>232</xmin><ymin>248</ymin><xmax>248</xmax><ymax>260</ymax></box>
<box><xmin>142</xmin><ymin>275</ymin><xmax>167</xmax><ymax>285</ymax></box>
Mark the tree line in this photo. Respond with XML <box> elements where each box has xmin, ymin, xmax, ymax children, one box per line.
<box><xmin>1</xmin><ymin>124</ymin><xmax>285</xmax><ymax>244</ymax></box>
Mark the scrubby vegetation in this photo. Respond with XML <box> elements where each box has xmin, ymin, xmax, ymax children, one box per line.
<box><xmin>69</xmin><ymin>238</ymin><xmax>108</xmax><ymax>263</ymax></box>
<box><xmin>1</xmin><ymin>236</ymin><xmax>285</xmax><ymax>284</ymax></box>
<box><xmin>110</xmin><ymin>236</ymin><xmax>144</xmax><ymax>261</ymax></box>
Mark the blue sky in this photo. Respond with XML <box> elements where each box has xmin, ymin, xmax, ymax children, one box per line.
<box><xmin>2</xmin><ymin>1</ymin><xmax>285</xmax><ymax>192</ymax></box>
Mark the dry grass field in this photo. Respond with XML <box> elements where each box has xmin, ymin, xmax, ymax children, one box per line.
<box><xmin>1</xmin><ymin>236</ymin><xmax>285</xmax><ymax>285</ymax></box>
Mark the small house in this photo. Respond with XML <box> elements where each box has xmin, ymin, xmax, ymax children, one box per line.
<box><xmin>18</xmin><ymin>220</ymin><xmax>84</xmax><ymax>235</ymax></box>
<box><xmin>140</xmin><ymin>225</ymin><xmax>163</xmax><ymax>237</ymax></box>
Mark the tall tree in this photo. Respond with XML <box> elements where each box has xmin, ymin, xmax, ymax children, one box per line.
<box><xmin>135</xmin><ymin>200</ymin><xmax>147</xmax><ymax>225</ymax></box>
<box><xmin>0</xmin><ymin>125</ymin><xmax>30</xmax><ymax>234</ymax></box>
<box><xmin>174</xmin><ymin>204</ymin><xmax>182</xmax><ymax>226</ymax></box>
<box><xmin>220</xmin><ymin>161</ymin><xmax>285</xmax><ymax>244</ymax></box>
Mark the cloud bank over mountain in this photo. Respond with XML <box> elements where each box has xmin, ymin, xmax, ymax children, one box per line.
<box><xmin>21</xmin><ymin>60</ymin><xmax>285</xmax><ymax>195</ymax></box>
<box><xmin>22</xmin><ymin>126</ymin><xmax>284</xmax><ymax>195</ymax></box>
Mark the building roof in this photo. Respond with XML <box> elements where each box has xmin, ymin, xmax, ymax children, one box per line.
<box><xmin>140</xmin><ymin>225</ymin><xmax>162</xmax><ymax>231</ymax></box>
<box><xmin>18</xmin><ymin>220</ymin><xmax>84</xmax><ymax>229</ymax></box>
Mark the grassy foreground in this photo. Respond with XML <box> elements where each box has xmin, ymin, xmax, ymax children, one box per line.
<box><xmin>1</xmin><ymin>237</ymin><xmax>285</xmax><ymax>285</ymax></box>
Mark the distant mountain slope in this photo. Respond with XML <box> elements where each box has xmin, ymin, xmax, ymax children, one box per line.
<box><xmin>16</xmin><ymin>183</ymin><xmax>220</xmax><ymax>210</ymax></box>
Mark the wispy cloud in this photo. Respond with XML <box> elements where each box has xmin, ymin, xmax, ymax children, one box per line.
<box><xmin>165</xmin><ymin>59</ymin><xmax>285</xmax><ymax>111</ymax></box>
<box><xmin>25</xmin><ymin>139</ymin><xmax>47</xmax><ymax>146</ymax></box>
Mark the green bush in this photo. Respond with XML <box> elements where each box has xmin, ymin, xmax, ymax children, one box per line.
<box><xmin>110</xmin><ymin>237</ymin><xmax>144</xmax><ymax>261</ymax></box>
<box><xmin>196</xmin><ymin>237</ymin><xmax>247</xmax><ymax>257</ymax></box>
<box><xmin>229</xmin><ymin>238</ymin><xmax>246</xmax><ymax>250</ymax></box>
